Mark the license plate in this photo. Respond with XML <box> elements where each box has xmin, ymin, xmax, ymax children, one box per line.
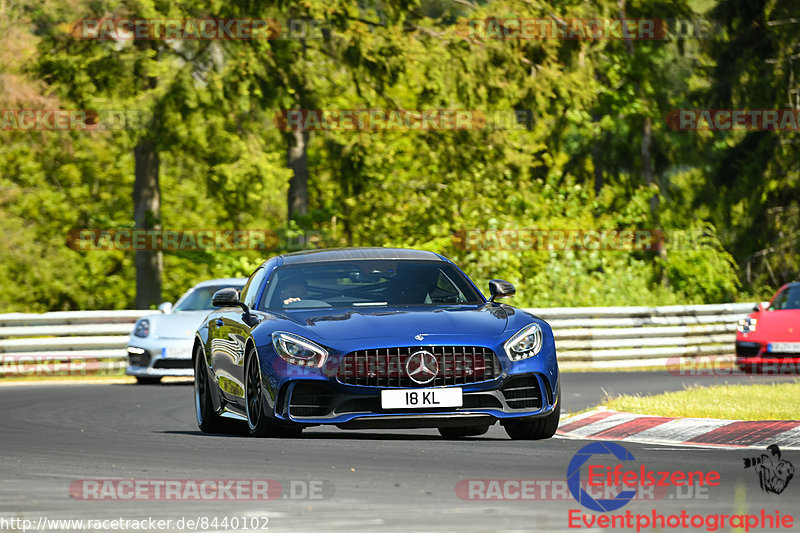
<box><xmin>380</xmin><ymin>388</ymin><xmax>462</xmax><ymax>409</ymax></box>
<box><xmin>161</xmin><ymin>346</ymin><xmax>192</xmax><ymax>359</ymax></box>
<box><xmin>768</xmin><ymin>342</ymin><xmax>800</xmax><ymax>353</ymax></box>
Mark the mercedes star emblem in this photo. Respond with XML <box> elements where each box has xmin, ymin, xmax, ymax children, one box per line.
<box><xmin>405</xmin><ymin>350</ymin><xmax>438</xmax><ymax>384</ymax></box>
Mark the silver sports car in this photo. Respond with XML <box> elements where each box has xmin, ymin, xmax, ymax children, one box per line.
<box><xmin>127</xmin><ymin>278</ymin><xmax>247</xmax><ymax>383</ymax></box>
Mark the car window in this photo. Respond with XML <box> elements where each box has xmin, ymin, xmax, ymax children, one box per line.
<box><xmin>260</xmin><ymin>260</ymin><xmax>483</xmax><ymax>310</ymax></box>
<box><xmin>770</xmin><ymin>286</ymin><xmax>800</xmax><ymax>310</ymax></box>
<box><xmin>241</xmin><ymin>268</ymin><xmax>267</xmax><ymax>308</ymax></box>
<box><xmin>429</xmin><ymin>269</ymin><xmax>470</xmax><ymax>304</ymax></box>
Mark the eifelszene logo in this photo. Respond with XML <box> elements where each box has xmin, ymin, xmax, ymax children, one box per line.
<box><xmin>567</xmin><ymin>442</ymin><xmax>794</xmax><ymax>531</ymax></box>
<box><xmin>743</xmin><ymin>445</ymin><xmax>795</xmax><ymax>495</ymax></box>
<box><xmin>567</xmin><ymin>441</ymin><xmax>721</xmax><ymax>512</ymax></box>
<box><xmin>567</xmin><ymin>442</ymin><xmax>637</xmax><ymax>512</ymax></box>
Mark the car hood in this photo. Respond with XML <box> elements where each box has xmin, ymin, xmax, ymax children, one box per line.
<box><xmin>749</xmin><ymin>309</ymin><xmax>800</xmax><ymax>341</ymax></box>
<box><xmin>143</xmin><ymin>311</ymin><xmax>211</xmax><ymax>339</ymax></box>
<box><xmin>278</xmin><ymin>305</ymin><xmax>510</xmax><ymax>344</ymax></box>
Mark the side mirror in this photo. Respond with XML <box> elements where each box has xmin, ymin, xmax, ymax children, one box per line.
<box><xmin>212</xmin><ymin>288</ymin><xmax>256</xmax><ymax>324</ymax></box>
<box><xmin>212</xmin><ymin>288</ymin><xmax>241</xmax><ymax>307</ymax></box>
<box><xmin>158</xmin><ymin>302</ymin><xmax>173</xmax><ymax>314</ymax></box>
<box><xmin>753</xmin><ymin>302</ymin><xmax>764</xmax><ymax>313</ymax></box>
<box><xmin>488</xmin><ymin>279</ymin><xmax>515</xmax><ymax>302</ymax></box>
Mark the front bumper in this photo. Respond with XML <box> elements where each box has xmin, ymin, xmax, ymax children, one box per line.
<box><xmin>126</xmin><ymin>338</ymin><xmax>194</xmax><ymax>378</ymax></box>
<box><xmin>736</xmin><ymin>339</ymin><xmax>800</xmax><ymax>358</ymax></box>
<box><xmin>735</xmin><ymin>339</ymin><xmax>800</xmax><ymax>372</ymax></box>
<box><xmin>267</xmin><ymin>372</ymin><xmax>557</xmax><ymax>428</ymax></box>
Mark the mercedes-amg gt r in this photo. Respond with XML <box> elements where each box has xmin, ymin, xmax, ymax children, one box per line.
<box><xmin>193</xmin><ymin>248</ymin><xmax>560</xmax><ymax>439</ymax></box>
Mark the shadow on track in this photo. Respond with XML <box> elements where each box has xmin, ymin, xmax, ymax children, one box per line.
<box><xmin>158</xmin><ymin>429</ymin><xmax>508</xmax><ymax>441</ymax></box>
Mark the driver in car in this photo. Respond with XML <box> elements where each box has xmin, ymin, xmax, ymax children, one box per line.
<box><xmin>281</xmin><ymin>280</ymin><xmax>308</xmax><ymax>305</ymax></box>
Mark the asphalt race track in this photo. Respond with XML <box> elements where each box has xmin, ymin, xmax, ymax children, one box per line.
<box><xmin>2</xmin><ymin>372</ymin><xmax>799</xmax><ymax>532</ymax></box>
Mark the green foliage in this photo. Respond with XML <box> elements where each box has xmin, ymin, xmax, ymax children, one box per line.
<box><xmin>1</xmin><ymin>0</ymin><xmax>795</xmax><ymax>312</ymax></box>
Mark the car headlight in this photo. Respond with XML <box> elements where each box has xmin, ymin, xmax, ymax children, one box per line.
<box><xmin>133</xmin><ymin>319</ymin><xmax>150</xmax><ymax>338</ymax></box>
<box><xmin>504</xmin><ymin>323</ymin><xmax>543</xmax><ymax>361</ymax></box>
<box><xmin>737</xmin><ymin>317</ymin><xmax>757</xmax><ymax>334</ymax></box>
<box><xmin>272</xmin><ymin>332</ymin><xmax>328</xmax><ymax>368</ymax></box>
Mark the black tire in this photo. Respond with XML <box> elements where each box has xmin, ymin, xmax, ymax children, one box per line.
<box><xmin>438</xmin><ymin>425</ymin><xmax>490</xmax><ymax>439</ymax></box>
<box><xmin>135</xmin><ymin>376</ymin><xmax>162</xmax><ymax>385</ymax></box>
<box><xmin>503</xmin><ymin>387</ymin><xmax>561</xmax><ymax>440</ymax></box>
<box><xmin>194</xmin><ymin>343</ymin><xmax>227</xmax><ymax>433</ymax></box>
<box><xmin>244</xmin><ymin>345</ymin><xmax>303</xmax><ymax>438</ymax></box>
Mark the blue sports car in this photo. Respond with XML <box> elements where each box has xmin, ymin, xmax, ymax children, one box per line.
<box><xmin>193</xmin><ymin>248</ymin><xmax>560</xmax><ymax>439</ymax></box>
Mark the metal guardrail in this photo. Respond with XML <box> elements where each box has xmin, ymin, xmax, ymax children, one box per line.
<box><xmin>0</xmin><ymin>303</ymin><xmax>760</xmax><ymax>375</ymax></box>
<box><xmin>0</xmin><ymin>311</ymin><xmax>148</xmax><ymax>375</ymax></box>
<box><xmin>528</xmin><ymin>303</ymin><xmax>760</xmax><ymax>368</ymax></box>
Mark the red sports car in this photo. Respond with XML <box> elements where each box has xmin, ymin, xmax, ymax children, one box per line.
<box><xmin>736</xmin><ymin>282</ymin><xmax>800</xmax><ymax>373</ymax></box>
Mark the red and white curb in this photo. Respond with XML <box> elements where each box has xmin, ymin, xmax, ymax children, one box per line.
<box><xmin>557</xmin><ymin>408</ymin><xmax>800</xmax><ymax>450</ymax></box>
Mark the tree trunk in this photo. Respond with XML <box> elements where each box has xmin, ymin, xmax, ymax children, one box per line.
<box><xmin>133</xmin><ymin>139</ymin><xmax>162</xmax><ymax>308</ymax></box>
<box><xmin>593</xmin><ymin>144</ymin><xmax>604</xmax><ymax>195</ymax></box>
<box><xmin>287</xmin><ymin>128</ymin><xmax>310</xmax><ymax>220</ymax></box>
<box><xmin>641</xmin><ymin>116</ymin><xmax>656</xmax><ymax>212</ymax></box>
<box><xmin>642</xmin><ymin>114</ymin><xmax>668</xmax><ymax>285</ymax></box>
<box><xmin>618</xmin><ymin>0</ymin><xmax>667</xmax><ymax>285</ymax></box>
<box><xmin>591</xmin><ymin>112</ymin><xmax>604</xmax><ymax>195</ymax></box>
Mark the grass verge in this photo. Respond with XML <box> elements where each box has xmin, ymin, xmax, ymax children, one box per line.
<box><xmin>603</xmin><ymin>382</ymin><xmax>800</xmax><ymax>420</ymax></box>
<box><xmin>560</xmin><ymin>359</ymin><xmax>735</xmax><ymax>373</ymax></box>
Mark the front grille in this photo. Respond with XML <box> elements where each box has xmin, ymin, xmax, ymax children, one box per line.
<box><xmin>337</xmin><ymin>346</ymin><xmax>502</xmax><ymax>387</ymax></box>
<box><xmin>289</xmin><ymin>383</ymin><xmax>332</xmax><ymax>417</ymax></box>
<box><xmin>153</xmin><ymin>359</ymin><xmax>192</xmax><ymax>369</ymax></box>
<box><xmin>128</xmin><ymin>352</ymin><xmax>151</xmax><ymax>367</ymax></box>
<box><xmin>735</xmin><ymin>342</ymin><xmax>761</xmax><ymax>357</ymax></box>
<box><xmin>502</xmin><ymin>376</ymin><xmax>542</xmax><ymax>410</ymax></box>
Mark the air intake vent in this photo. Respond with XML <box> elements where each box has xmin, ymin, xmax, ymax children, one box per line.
<box><xmin>501</xmin><ymin>376</ymin><xmax>541</xmax><ymax>410</ymax></box>
<box><xmin>289</xmin><ymin>382</ymin><xmax>332</xmax><ymax>417</ymax></box>
<box><xmin>128</xmin><ymin>352</ymin><xmax>151</xmax><ymax>367</ymax></box>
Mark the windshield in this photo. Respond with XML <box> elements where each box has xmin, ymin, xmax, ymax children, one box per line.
<box><xmin>174</xmin><ymin>284</ymin><xmax>243</xmax><ymax>311</ymax></box>
<box><xmin>261</xmin><ymin>260</ymin><xmax>483</xmax><ymax>310</ymax></box>
<box><xmin>769</xmin><ymin>285</ymin><xmax>800</xmax><ymax>311</ymax></box>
